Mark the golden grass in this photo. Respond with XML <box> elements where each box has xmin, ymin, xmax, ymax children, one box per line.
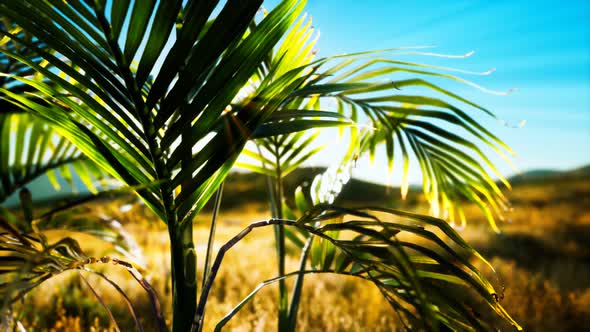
<box><xmin>10</xmin><ymin>176</ymin><xmax>590</xmax><ymax>331</ymax></box>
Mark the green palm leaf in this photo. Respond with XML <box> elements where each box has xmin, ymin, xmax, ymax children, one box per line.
<box><xmin>0</xmin><ymin>212</ymin><xmax>165</xmax><ymax>332</ymax></box>
<box><xmin>0</xmin><ymin>110</ymin><xmax>109</xmax><ymax>203</ymax></box>
<box><xmin>286</xmin><ymin>56</ymin><xmax>516</xmax><ymax>230</ymax></box>
<box><xmin>199</xmin><ymin>204</ymin><xmax>521</xmax><ymax>331</ymax></box>
<box><xmin>0</xmin><ymin>1</ymin><xmax>521</xmax><ymax>331</ymax></box>
<box><xmin>211</xmin><ymin>6</ymin><xmax>519</xmax><ymax>330</ymax></box>
<box><xmin>236</xmin><ymin>14</ymin><xmax>344</xmax><ymax>179</ymax></box>
<box><xmin>0</xmin><ymin>0</ymin><xmax>310</xmax><ymax>225</ymax></box>
<box><xmin>0</xmin><ymin>1</ymin><xmax>312</xmax><ymax>330</ymax></box>
<box><xmin>0</xmin><ymin>18</ymin><xmax>111</xmax><ymax>203</ymax></box>
<box><xmin>235</xmin><ymin>12</ymin><xmax>515</xmax><ymax>231</ymax></box>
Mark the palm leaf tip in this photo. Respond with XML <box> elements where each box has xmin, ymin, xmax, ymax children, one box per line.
<box><xmin>211</xmin><ymin>204</ymin><xmax>521</xmax><ymax>331</ymax></box>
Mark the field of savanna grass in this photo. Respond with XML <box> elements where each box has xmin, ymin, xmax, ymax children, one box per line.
<box><xmin>7</xmin><ymin>167</ymin><xmax>590</xmax><ymax>331</ymax></box>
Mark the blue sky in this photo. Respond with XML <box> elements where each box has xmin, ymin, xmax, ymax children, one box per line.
<box><xmin>261</xmin><ymin>0</ymin><xmax>590</xmax><ymax>184</ymax></box>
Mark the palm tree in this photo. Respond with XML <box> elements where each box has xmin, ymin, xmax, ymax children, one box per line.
<box><xmin>0</xmin><ymin>1</ymin><xmax>520</xmax><ymax>331</ymax></box>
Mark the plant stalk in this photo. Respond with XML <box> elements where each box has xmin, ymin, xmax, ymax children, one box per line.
<box><xmin>95</xmin><ymin>6</ymin><xmax>189</xmax><ymax>331</ymax></box>
<box><xmin>287</xmin><ymin>236</ymin><xmax>313</xmax><ymax>330</ymax></box>
<box><xmin>273</xmin><ymin>146</ymin><xmax>289</xmax><ymax>331</ymax></box>
<box><xmin>169</xmin><ymin>221</ymin><xmax>197</xmax><ymax>332</ymax></box>
<box><xmin>202</xmin><ymin>182</ymin><xmax>224</xmax><ymax>290</ymax></box>
<box><xmin>195</xmin><ymin>219</ymin><xmax>297</xmax><ymax>331</ymax></box>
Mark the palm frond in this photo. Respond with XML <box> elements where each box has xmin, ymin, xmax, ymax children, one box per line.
<box><xmin>0</xmin><ymin>0</ymin><xmax>313</xmax><ymax>226</ymax></box>
<box><xmin>0</xmin><ymin>2</ymin><xmax>313</xmax><ymax>330</ymax></box>
<box><xmin>231</xmin><ymin>11</ymin><xmax>514</xmax><ymax>230</ymax></box>
<box><xmin>0</xmin><ymin>18</ymin><xmax>49</xmax><ymax>113</ymax></box>
<box><xmin>0</xmin><ymin>112</ymin><xmax>108</xmax><ymax>203</ymax></box>
<box><xmin>0</xmin><ymin>2</ymin><xmax>521</xmax><ymax>331</ymax></box>
<box><xmin>236</xmin><ymin>14</ymin><xmax>349</xmax><ymax>178</ymax></box>
<box><xmin>199</xmin><ymin>204</ymin><xmax>521</xmax><ymax>331</ymax></box>
<box><xmin>281</xmin><ymin>53</ymin><xmax>515</xmax><ymax>230</ymax></box>
<box><xmin>35</xmin><ymin>206</ymin><xmax>144</xmax><ymax>265</ymax></box>
<box><xmin>0</xmin><ymin>204</ymin><xmax>165</xmax><ymax>331</ymax></box>
<box><xmin>0</xmin><ymin>19</ymin><xmax>109</xmax><ymax>203</ymax></box>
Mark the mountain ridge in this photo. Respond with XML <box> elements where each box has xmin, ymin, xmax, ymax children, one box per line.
<box><xmin>3</xmin><ymin>164</ymin><xmax>589</xmax><ymax>208</ymax></box>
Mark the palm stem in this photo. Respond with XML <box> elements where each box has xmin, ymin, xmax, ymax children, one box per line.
<box><xmin>202</xmin><ymin>182</ymin><xmax>224</xmax><ymax>290</ymax></box>
<box><xmin>167</xmin><ymin>129</ymin><xmax>197</xmax><ymax>331</ymax></box>
<box><xmin>287</xmin><ymin>236</ymin><xmax>313</xmax><ymax>330</ymax></box>
<box><xmin>196</xmin><ymin>219</ymin><xmax>297</xmax><ymax>331</ymax></box>
<box><xmin>94</xmin><ymin>7</ymin><xmax>194</xmax><ymax>331</ymax></box>
<box><xmin>169</xmin><ymin>221</ymin><xmax>196</xmax><ymax>332</ymax></box>
<box><xmin>273</xmin><ymin>141</ymin><xmax>289</xmax><ymax>331</ymax></box>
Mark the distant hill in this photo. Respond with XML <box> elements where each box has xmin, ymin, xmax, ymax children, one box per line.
<box><xmin>3</xmin><ymin>164</ymin><xmax>588</xmax><ymax>210</ymax></box>
<box><xmin>508</xmin><ymin>165</ymin><xmax>590</xmax><ymax>185</ymax></box>
<box><xmin>219</xmin><ymin>164</ymin><xmax>590</xmax><ymax>210</ymax></box>
<box><xmin>217</xmin><ymin>167</ymin><xmax>419</xmax><ymax>210</ymax></box>
<box><xmin>3</xmin><ymin>165</ymin><xmax>416</xmax><ymax>210</ymax></box>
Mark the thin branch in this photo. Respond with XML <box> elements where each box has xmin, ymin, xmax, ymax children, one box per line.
<box><xmin>287</xmin><ymin>235</ymin><xmax>313</xmax><ymax>328</ymax></box>
<box><xmin>272</xmin><ymin>138</ymin><xmax>289</xmax><ymax>330</ymax></box>
<box><xmin>202</xmin><ymin>182</ymin><xmax>224</xmax><ymax>290</ymax></box>
<box><xmin>78</xmin><ymin>271</ymin><xmax>121</xmax><ymax>332</ymax></box>
<box><xmin>90</xmin><ymin>270</ymin><xmax>144</xmax><ymax>332</ymax></box>
<box><xmin>192</xmin><ymin>219</ymin><xmax>295</xmax><ymax>332</ymax></box>
<box><xmin>215</xmin><ymin>269</ymin><xmax>362</xmax><ymax>332</ymax></box>
<box><xmin>123</xmin><ymin>267</ymin><xmax>168</xmax><ymax>332</ymax></box>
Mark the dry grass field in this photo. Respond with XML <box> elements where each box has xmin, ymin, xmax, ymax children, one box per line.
<box><xmin>8</xmin><ymin>167</ymin><xmax>590</xmax><ymax>331</ymax></box>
